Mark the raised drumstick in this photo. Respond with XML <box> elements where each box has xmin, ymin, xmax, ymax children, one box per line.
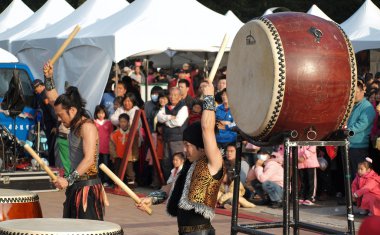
<box><xmin>50</xmin><ymin>25</ymin><xmax>81</xmax><ymax>65</ymax></box>
<box><xmin>208</xmin><ymin>33</ymin><xmax>229</xmax><ymax>83</ymax></box>
<box><xmin>99</xmin><ymin>163</ymin><xmax>152</xmax><ymax>215</ymax></box>
<box><xmin>24</xmin><ymin>144</ymin><xmax>57</xmax><ymax>182</ymax></box>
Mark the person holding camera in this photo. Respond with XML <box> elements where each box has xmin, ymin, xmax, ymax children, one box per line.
<box><xmin>246</xmin><ymin>149</ymin><xmax>284</xmax><ymax>208</ymax></box>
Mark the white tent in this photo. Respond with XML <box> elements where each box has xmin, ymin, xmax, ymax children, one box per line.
<box><xmin>0</xmin><ymin>48</ymin><xmax>18</xmax><ymax>63</ymax></box>
<box><xmin>0</xmin><ymin>0</ymin><xmax>74</xmax><ymax>52</ymax></box>
<box><xmin>306</xmin><ymin>4</ymin><xmax>333</xmax><ymax>21</ymax></box>
<box><xmin>54</xmin><ymin>0</ymin><xmax>243</xmax><ymax>113</ymax></box>
<box><xmin>0</xmin><ymin>0</ymin><xmax>33</xmax><ymax>34</ymax></box>
<box><xmin>351</xmin><ymin>28</ymin><xmax>380</xmax><ymax>52</ymax></box>
<box><xmin>341</xmin><ymin>0</ymin><xmax>380</xmax><ymax>41</ymax></box>
<box><xmin>225</xmin><ymin>10</ymin><xmax>243</xmax><ymax>25</ymax></box>
<box><xmin>13</xmin><ymin>0</ymin><xmax>129</xmax><ymax>93</ymax></box>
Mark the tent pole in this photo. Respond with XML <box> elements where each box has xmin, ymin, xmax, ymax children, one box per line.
<box><xmin>144</xmin><ymin>56</ymin><xmax>149</xmax><ymax>102</ymax></box>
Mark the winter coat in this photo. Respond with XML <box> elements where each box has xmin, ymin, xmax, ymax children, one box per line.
<box><xmin>352</xmin><ymin>170</ymin><xmax>380</xmax><ymax>216</ymax></box>
<box><xmin>298</xmin><ymin>146</ymin><xmax>319</xmax><ymax>169</ymax></box>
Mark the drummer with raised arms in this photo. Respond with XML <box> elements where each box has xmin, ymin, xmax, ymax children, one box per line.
<box><xmin>43</xmin><ymin>61</ymin><xmax>107</xmax><ymax>220</ymax></box>
<box><xmin>137</xmin><ymin>80</ymin><xmax>224</xmax><ymax>235</ymax></box>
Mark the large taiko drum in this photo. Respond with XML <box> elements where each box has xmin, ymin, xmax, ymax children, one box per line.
<box><xmin>227</xmin><ymin>12</ymin><xmax>357</xmax><ymax>141</ymax></box>
<box><xmin>0</xmin><ymin>218</ymin><xmax>124</xmax><ymax>235</ymax></box>
<box><xmin>0</xmin><ymin>189</ymin><xmax>42</xmax><ymax>221</ymax></box>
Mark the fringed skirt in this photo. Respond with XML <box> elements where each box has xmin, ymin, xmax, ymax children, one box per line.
<box><xmin>63</xmin><ymin>177</ymin><xmax>108</xmax><ymax>220</ymax></box>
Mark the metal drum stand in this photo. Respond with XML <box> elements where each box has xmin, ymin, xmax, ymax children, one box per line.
<box><xmin>230</xmin><ymin>132</ymin><xmax>355</xmax><ymax>235</ymax></box>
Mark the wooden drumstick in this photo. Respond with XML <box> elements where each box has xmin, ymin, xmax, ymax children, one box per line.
<box><xmin>208</xmin><ymin>33</ymin><xmax>229</xmax><ymax>83</ymax></box>
<box><xmin>99</xmin><ymin>163</ymin><xmax>153</xmax><ymax>215</ymax></box>
<box><xmin>24</xmin><ymin>144</ymin><xmax>57</xmax><ymax>182</ymax></box>
<box><xmin>50</xmin><ymin>25</ymin><xmax>81</xmax><ymax>65</ymax></box>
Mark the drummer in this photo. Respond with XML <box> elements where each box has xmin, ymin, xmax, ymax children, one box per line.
<box><xmin>43</xmin><ymin>61</ymin><xmax>107</xmax><ymax>220</ymax></box>
<box><xmin>137</xmin><ymin>80</ymin><xmax>224</xmax><ymax>235</ymax></box>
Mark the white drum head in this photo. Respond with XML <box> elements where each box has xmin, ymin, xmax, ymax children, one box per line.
<box><xmin>0</xmin><ymin>189</ymin><xmax>39</xmax><ymax>203</ymax></box>
<box><xmin>227</xmin><ymin>19</ymin><xmax>285</xmax><ymax>138</ymax></box>
<box><xmin>0</xmin><ymin>218</ymin><xmax>123</xmax><ymax>234</ymax></box>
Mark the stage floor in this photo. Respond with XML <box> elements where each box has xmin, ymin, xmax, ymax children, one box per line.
<box><xmin>37</xmin><ymin>188</ymin><xmax>363</xmax><ymax>234</ymax></box>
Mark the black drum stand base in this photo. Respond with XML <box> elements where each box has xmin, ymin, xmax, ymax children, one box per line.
<box><xmin>231</xmin><ymin>137</ymin><xmax>355</xmax><ymax>235</ymax></box>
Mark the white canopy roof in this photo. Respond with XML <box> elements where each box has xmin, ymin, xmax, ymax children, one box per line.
<box><xmin>307</xmin><ymin>4</ymin><xmax>333</xmax><ymax>21</ymax></box>
<box><xmin>13</xmin><ymin>0</ymin><xmax>129</xmax><ymax>91</ymax></box>
<box><xmin>0</xmin><ymin>0</ymin><xmax>33</xmax><ymax>34</ymax></box>
<box><xmin>0</xmin><ymin>0</ymin><xmax>74</xmax><ymax>52</ymax></box>
<box><xmin>351</xmin><ymin>28</ymin><xmax>380</xmax><ymax>52</ymax></box>
<box><xmin>53</xmin><ymin>0</ymin><xmax>242</xmax><ymax>113</ymax></box>
<box><xmin>225</xmin><ymin>10</ymin><xmax>243</xmax><ymax>25</ymax></box>
<box><xmin>68</xmin><ymin>0</ymin><xmax>243</xmax><ymax>61</ymax></box>
<box><xmin>0</xmin><ymin>48</ymin><xmax>18</xmax><ymax>63</ymax></box>
<box><xmin>341</xmin><ymin>0</ymin><xmax>380</xmax><ymax>41</ymax></box>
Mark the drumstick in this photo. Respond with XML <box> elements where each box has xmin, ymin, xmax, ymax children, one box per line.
<box><xmin>208</xmin><ymin>33</ymin><xmax>229</xmax><ymax>83</ymax></box>
<box><xmin>24</xmin><ymin>144</ymin><xmax>57</xmax><ymax>182</ymax></box>
<box><xmin>99</xmin><ymin>163</ymin><xmax>153</xmax><ymax>215</ymax></box>
<box><xmin>50</xmin><ymin>25</ymin><xmax>81</xmax><ymax>65</ymax></box>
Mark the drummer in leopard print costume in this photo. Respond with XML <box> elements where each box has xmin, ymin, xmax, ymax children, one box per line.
<box><xmin>43</xmin><ymin>61</ymin><xmax>108</xmax><ymax>220</ymax></box>
<box><xmin>137</xmin><ymin>80</ymin><xmax>224</xmax><ymax>235</ymax></box>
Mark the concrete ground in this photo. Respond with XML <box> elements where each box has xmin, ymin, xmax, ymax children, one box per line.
<box><xmin>34</xmin><ymin>187</ymin><xmax>363</xmax><ymax>235</ymax></box>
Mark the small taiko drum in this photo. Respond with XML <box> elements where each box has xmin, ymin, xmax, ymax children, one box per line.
<box><xmin>227</xmin><ymin>12</ymin><xmax>357</xmax><ymax>141</ymax></box>
<box><xmin>0</xmin><ymin>218</ymin><xmax>124</xmax><ymax>235</ymax></box>
<box><xmin>0</xmin><ymin>189</ymin><xmax>42</xmax><ymax>221</ymax></box>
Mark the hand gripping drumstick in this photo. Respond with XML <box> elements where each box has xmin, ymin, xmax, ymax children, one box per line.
<box><xmin>50</xmin><ymin>25</ymin><xmax>81</xmax><ymax>65</ymax></box>
<box><xmin>208</xmin><ymin>33</ymin><xmax>229</xmax><ymax>83</ymax></box>
<box><xmin>99</xmin><ymin>163</ymin><xmax>153</xmax><ymax>215</ymax></box>
<box><xmin>24</xmin><ymin>144</ymin><xmax>57</xmax><ymax>182</ymax></box>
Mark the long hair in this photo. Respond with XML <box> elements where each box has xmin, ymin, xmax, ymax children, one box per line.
<box><xmin>94</xmin><ymin>104</ymin><xmax>108</xmax><ymax>119</ymax></box>
<box><xmin>54</xmin><ymin>86</ymin><xmax>90</xmax><ymax>132</ymax></box>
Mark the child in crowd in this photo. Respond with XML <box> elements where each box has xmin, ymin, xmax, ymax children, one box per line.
<box><xmin>352</xmin><ymin>158</ymin><xmax>380</xmax><ymax>216</ymax></box>
<box><xmin>94</xmin><ymin>105</ymin><xmax>114</xmax><ymax>187</ymax></box>
<box><xmin>166</xmin><ymin>152</ymin><xmax>185</xmax><ymax>184</ymax></box>
<box><xmin>298</xmin><ymin>146</ymin><xmax>319</xmax><ymax>206</ymax></box>
<box><xmin>217</xmin><ymin>173</ymin><xmax>256</xmax><ymax>209</ymax></box>
<box><xmin>188</xmin><ymin>100</ymin><xmax>202</xmax><ymax>125</ymax></box>
<box><xmin>109</xmin><ymin>113</ymin><xmax>136</xmax><ymax>187</ymax></box>
<box><xmin>246</xmin><ymin>149</ymin><xmax>284</xmax><ymax>208</ymax></box>
<box><xmin>113</xmin><ymin>96</ymin><xmax>124</xmax><ymax>112</ymax></box>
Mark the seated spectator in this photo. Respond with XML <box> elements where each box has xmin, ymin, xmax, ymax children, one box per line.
<box><xmin>217</xmin><ymin>174</ymin><xmax>255</xmax><ymax>209</ymax></box>
<box><xmin>246</xmin><ymin>149</ymin><xmax>284</xmax><ymax>208</ymax></box>
<box><xmin>352</xmin><ymin>158</ymin><xmax>380</xmax><ymax>216</ymax></box>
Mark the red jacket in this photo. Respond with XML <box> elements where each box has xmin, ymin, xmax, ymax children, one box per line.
<box><xmin>352</xmin><ymin>170</ymin><xmax>380</xmax><ymax>215</ymax></box>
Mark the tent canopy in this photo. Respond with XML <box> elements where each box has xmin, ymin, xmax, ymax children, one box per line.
<box><xmin>341</xmin><ymin>0</ymin><xmax>380</xmax><ymax>41</ymax></box>
<box><xmin>68</xmin><ymin>0</ymin><xmax>243</xmax><ymax>62</ymax></box>
<box><xmin>0</xmin><ymin>0</ymin><xmax>74</xmax><ymax>52</ymax></box>
<box><xmin>13</xmin><ymin>0</ymin><xmax>129</xmax><ymax>90</ymax></box>
<box><xmin>54</xmin><ymin>0</ymin><xmax>242</xmax><ymax>113</ymax></box>
<box><xmin>0</xmin><ymin>48</ymin><xmax>18</xmax><ymax>63</ymax></box>
<box><xmin>351</xmin><ymin>28</ymin><xmax>380</xmax><ymax>52</ymax></box>
<box><xmin>0</xmin><ymin>0</ymin><xmax>33</xmax><ymax>34</ymax></box>
<box><xmin>307</xmin><ymin>4</ymin><xmax>333</xmax><ymax>21</ymax></box>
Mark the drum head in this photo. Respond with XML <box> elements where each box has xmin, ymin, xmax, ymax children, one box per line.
<box><xmin>0</xmin><ymin>189</ymin><xmax>39</xmax><ymax>203</ymax></box>
<box><xmin>228</xmin><ymin>19</ymin><xmax>282</xmax><ymax>138</ymax></box>
<box><xmin>0</xmin><ymin>218</ymin><xmax>123</xmax><ymax>234</ymax></box>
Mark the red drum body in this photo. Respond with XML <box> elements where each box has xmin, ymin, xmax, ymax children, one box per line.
<box><xmin>0</xmin><ymin>189</ymin><xmax>42</xmax><ymax>221</ymax></box>
<box><xmin>227</xmin><ymin>12</ymin><xmax>357</xmax><ymax>141</ymax></box>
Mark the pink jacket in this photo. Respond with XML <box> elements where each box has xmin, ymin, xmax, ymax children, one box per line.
<box><xmin>95</xmin><ymin>119</ymin><xmax>114</xmax><ymax>154</ymax></box>
<box><xmin>352</xmin><ymin>170</ymin><xmax>380</xmax><ymax>215</ymax></box>
<box><xmin>247</xmin><ymin>159</ymin><xmax>284</xmax><ymax>188</ymax></box>
<box><xmin>297</xmin><ymin>146</ymin><xmax>319</xmax><ymax>169</ymax></box>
